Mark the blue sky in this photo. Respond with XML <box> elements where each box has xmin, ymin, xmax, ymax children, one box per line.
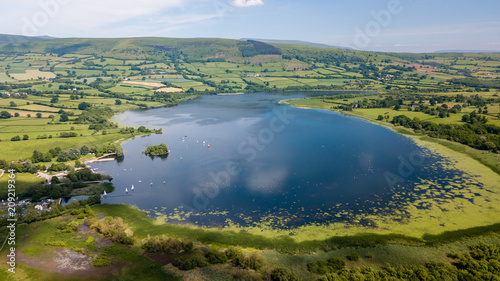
<box><xmin>1</xmin><ymin>0</ymin><xmax>499</xmax><ymax>53</ymax></box>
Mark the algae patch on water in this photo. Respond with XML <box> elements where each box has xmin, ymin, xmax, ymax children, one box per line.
<box><xmin>146</xmin><ymin>134</ymin><xmax>500</xmax><ymax>242</ymax></box>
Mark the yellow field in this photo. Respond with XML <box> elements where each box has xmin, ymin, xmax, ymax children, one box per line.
<box><xmin>6</xmin><ymin>111</ymin><xmax>52</xmax><ymax>117</ymax></box>
<box><xmin>10</xmin><ymin>69</ymin><xmax>56</xmax><ymax>80</ymax></box>
<box><xmin>153</xmin><ymin>87</ymin><xmax>183</xmax><ymax>93</ymax></box>
<box><xmin>122</xmin><ymin>80</ymin><xmax>164</xmax><ymax>87</ymax></box>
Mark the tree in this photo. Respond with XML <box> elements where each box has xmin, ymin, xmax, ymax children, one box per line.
<box><xmin>0</xmin><ymin>111</ymin><xmax>12</xmax><ymax>119</ymax></box>
<box><xmin>377</xmin><ymin>115</ymin><xmax>384</xmax><ymax>120</ymax></box>
<box><xmin>56</xmin><ymin>151</ymin><xmax>71</xmax><ymax>162</ymax></box>
<box><xmin>14</xmin><ymin>113</ymin><xmax>20</xmax><ymax>117</ymax></box>
<box><xmin>80</xmin><ymin>145</ymin><xmax>90</xmax><ymax>155</ymax></box>
<box><xmin>23</xmin><ymin>135</ymin><xmax>29</xmax><ymax>140</ymax></box>
<box><xmin>115</xmin><ymin>99</ymin><xmax>122</xmax><ymax>105</ymax></box>
<box><xmin>51</xmin><ymin>176</ymin><xmax>60</xmax><ymax>184</ymax></box>
<box><xmin>59</xmin><ymin>113</ymin><xmax>69</xmax><ymax>122</ymax></box>
<box><xmin>49</xmin><ymin>147</ymin><xmax>62</xmax><ymax>158</ymax></box>
<box><xmin>36</xmin><ymin>113</ymin><xmax>42</xmax><ymax>118</ymax></box>
<box><xmin>9</xmin><ymin>101</ymin><xmax>17</xmax><ymax>107</ymax></box>
<box><xmin>51</xmin><ymin>96</ymin><xmax>59</xmax><ymax>103</ymax></box>
<box><xmin>11</xmin><ymin>135</ymin><xmax>21</xmax><ymax>141</ymax></box>
<box><xmin>78</xmin><ymin>102</ymin><xmax>91</xmax><ymax>110</ymax></box>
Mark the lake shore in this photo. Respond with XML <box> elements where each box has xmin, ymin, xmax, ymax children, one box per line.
<box><xmin>217</xmin><ymin>92</ymin><xmax>245</xmax><ymax>96</ymax></box>
<box><xmin>273</xmin><ymin>98</ymin><xmax>500</xmax><ymax>240</ymax></box>
<box><xmin>89</xmin><ymin>94</ymin><xmax>500</xmax><ymax>242</ymax></box>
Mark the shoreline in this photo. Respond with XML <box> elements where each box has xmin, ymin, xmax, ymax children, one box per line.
<box><xmin>217</xmin><ymin>92</ymin><xmax>245</xmax><ymax>96</ymax></box>
<box><xmin>88</xmin><ymin>95</ymin><xmax>500</xmax><ymax>242</ymax></box>
<box><xmin>262</xmin><ymin>98</ymin><xmax>500</xmax><ymax>240</ymax></box>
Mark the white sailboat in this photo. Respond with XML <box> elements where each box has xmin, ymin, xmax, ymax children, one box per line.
<box><xmin>131</xmin><ymin>185</ymin><xmax>135</xmax><ymax>191</ymax></box>
<box><xmin>102</xmin><ymin>191</ymin><xmax>107</xmax><ymax>197</ymax></box>
<box><xmin>125</xmin><ymin>187</ymin><xmax>128</xmax><ymax>194</ymax></box>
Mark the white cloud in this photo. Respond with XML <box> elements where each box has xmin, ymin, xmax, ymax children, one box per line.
<box><xmin>232</xmin><ymin>0</ymin><xmax>264</xmax><ymax>8</ymax></box>
<box><xmin>0</xmin><ymin>0</ymin><xmax>188</xmax><ymax>37</ymax></box>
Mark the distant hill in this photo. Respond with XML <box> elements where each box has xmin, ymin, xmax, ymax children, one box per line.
<box><xmin>241</xmin><ymin>38</ymin><xmax>349</xmax><ymax>50</ymax></box>
<box><xmin>0</xmin><ymin>34</ymin><xmax>56</xmax><ymax>45</ymax></box>
<box><xmin>435</xmin><ymin>50</ymin><xmax>500</xmax><ymax>54</ymax></box>
<box><xmin>0</xmin><ymin>37</ymin><xmax>286</xmax><ymax>61</ymax></box>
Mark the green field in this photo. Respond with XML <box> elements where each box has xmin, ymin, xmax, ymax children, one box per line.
<box><xmin>0</xmin><ymin>36</ymin><xmax>500</xmax><ymax>280</ymax></box>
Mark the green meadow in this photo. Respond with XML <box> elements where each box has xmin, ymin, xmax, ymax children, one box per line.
<box><xmin>0</xmin><ymin>36</ymin><xmax>499</xmax><ymax>280</ymax></box>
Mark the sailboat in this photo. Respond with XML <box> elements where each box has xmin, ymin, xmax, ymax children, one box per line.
<box><xmin>131</xmin><ymin>185</ymin><xmax>135</xmax><ymax>191</ymax></box>
<box><xmin>102</xmin><ymin>191</ymin><xmax>107</xmax><ymax>197</ymax></box>
<box><xmin>125</xmin><ymin>187</ymin><xmax>128</xmax><ymax>194</ymax></box>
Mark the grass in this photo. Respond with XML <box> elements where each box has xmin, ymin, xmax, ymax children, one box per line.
<box><xmin>0</xmin><ymin>38</ymin><xmax>499</xmax><ymax>279</ymax></box>
<box><xmin>92</xmin><ymin>204</ymin><xmax>500</xmax><ymax>252</ymax></box>
<box><xmin>0</xmin><ymin>173</ymin><xmax>45</xmax><ymax>197</ymax></box>
<box><xmin>9</xmin><ymin>69</ymin><xmax>56</xmax><ymax>80</ymax></box>
<box><xmin>0</xmin><ymin>133</ymin><xmax>127</xmax><ymax>161</ymax></box>
<box><xmin>0</xmin><ymin>215</ymin><xmax>180</xmax><ymax>281</ymax></box>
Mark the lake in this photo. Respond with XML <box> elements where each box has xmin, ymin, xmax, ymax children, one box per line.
<box><xmin>90</xmin><ymin>92</ymin><xmax>467</xmax><ymax>229</ymax></box>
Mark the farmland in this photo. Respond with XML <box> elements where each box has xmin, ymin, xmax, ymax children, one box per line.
<box><xmin>0</xmin><ymin>36</ymin><xmax>500</xmax><ymax>280</ymax></box>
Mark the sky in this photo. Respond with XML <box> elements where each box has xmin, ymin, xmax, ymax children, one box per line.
<box><xmin>0</xmin><ymin>0</ymin><xmax>499</xmax><ymax>53</ymax></box>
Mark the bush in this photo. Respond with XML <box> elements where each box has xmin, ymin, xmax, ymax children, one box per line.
<box><xmin>270</xmin><ymin>267</ymin><xmax>301</xmax><ymax>281</ymax></box>
<box><xmin>226</xmin><ymin>247</ymin><xmax>244</xmax><ymax>260</ymax></box>
<box><xmin>205</xmin><ymin>249</ymin><xmax>228</xmax><ymax>264</ymax></box>
<box><xmin>57</xmin><ymin>220</ymin><xmax>79</xmax><ymax>233</ymax></box>
<box><xmin>234</xmin><ymin>253</ymin><xmax>264</xmax><ymax>270</ymax></box>
<box><xmin>91</xmin><ymin>216</ymin><xmax>134</xmax><ymax>245</ymax></box>
<box><xmin>45</xmin><ymin>240</ymin><xmax>66</xmax><ymax>247</ymax></box>
<box><xmin>177</xmin><ymin>254</ymin><xmax>209</xmax><ymax>271</ymax></box>
<box><xmin>11</xmin><ymin>135</ymin><xmax>21</xmax><ymax>141</ymax></box>
<box><xmin>231</xmin><ymin>269</ymin><xmax>263</xmax><ymax>281</ymax></box>
<box><xmin>0</xmin><ymin>111</ymin><xmax>12</xmax><ymax>119</ymax></box>
<box><xmin>346</xmin><ymin>252</ymin><xmax>359</xmax><ymax>261</ymax></box>
<box><xmin>93</xmin><ymin>254</ymin><xmax>113</xmax><ymax>267</ymax></box>
<box><xmin>307</xmin><ymin>257</ymin><xmax>345</xmax><ymax>274</ymax></box>
<box><xmin>141</xmin><ymin>235</ymin><xmax>193</xmax><ymax>254</ymax></box>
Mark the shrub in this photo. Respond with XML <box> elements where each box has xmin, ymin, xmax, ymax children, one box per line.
<box><xmin>142</xmin><ymin>235</ymin><xmax>193</xmax><ymax>254</ymax></box>
<box><xmin>11</xmin><ymin>135</ymin><xmax>21</xmax><ymax>141</ymax></box>
<box><xmin>93</xmin><ymin>254</ymin><xmax>113</xmax><ymax>267</ymax></box>
<box><xmin>45</xmin><ymin>240</ymin><xmax>66</xmax><ymax>247</ymax></box>
<box><xmin>270</xmin><ymin>267</ymin><xmax>301</xmax><ymax>281</ymax></box>
<box><xmin>57</xmin><ymin>220</ymin><xmax>79</xmax><ymax>233</ymax></box>
<box><xmin>231</xmin><ymin>269</ymin><xmax>263</xmax><ymax>281</ymax></box>
<box><xmin>234</xmin><ymin>253</ymin><xmax>264</xmax><ymax>270</ymax></box>
<box><xmin>177</xmin><ymin>254</ymin><xmax>209</xmax><ymax>271</ymax></box>
<box><xmin>226</xmin><ymin>247</ymin><xmax>244</xmax><ymax>260</ymax></box>
<box><xmin>205</xmin><ymin>249</ymin><xmax>228</xmax><ymax>264</ymax></box>
<box><xmin>307</xmin><ymin>257</ymin><xmax>345</xmax><ymax>274</ymax></box>
<box><xmin>346</xmin><ymin>252</ymin><xmax>359</xmax><ymax>261</ymax></box>
<box><xmin>91</xmin><ymin>216</ymin><xmax>134</xmax><ymax>245</ymax></box>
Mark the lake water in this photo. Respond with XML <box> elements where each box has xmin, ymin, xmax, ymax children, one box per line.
<box><xmin>90</xmin><ymin>92</ymin><xmax>466</xmax><ymax>229</ymax></box>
